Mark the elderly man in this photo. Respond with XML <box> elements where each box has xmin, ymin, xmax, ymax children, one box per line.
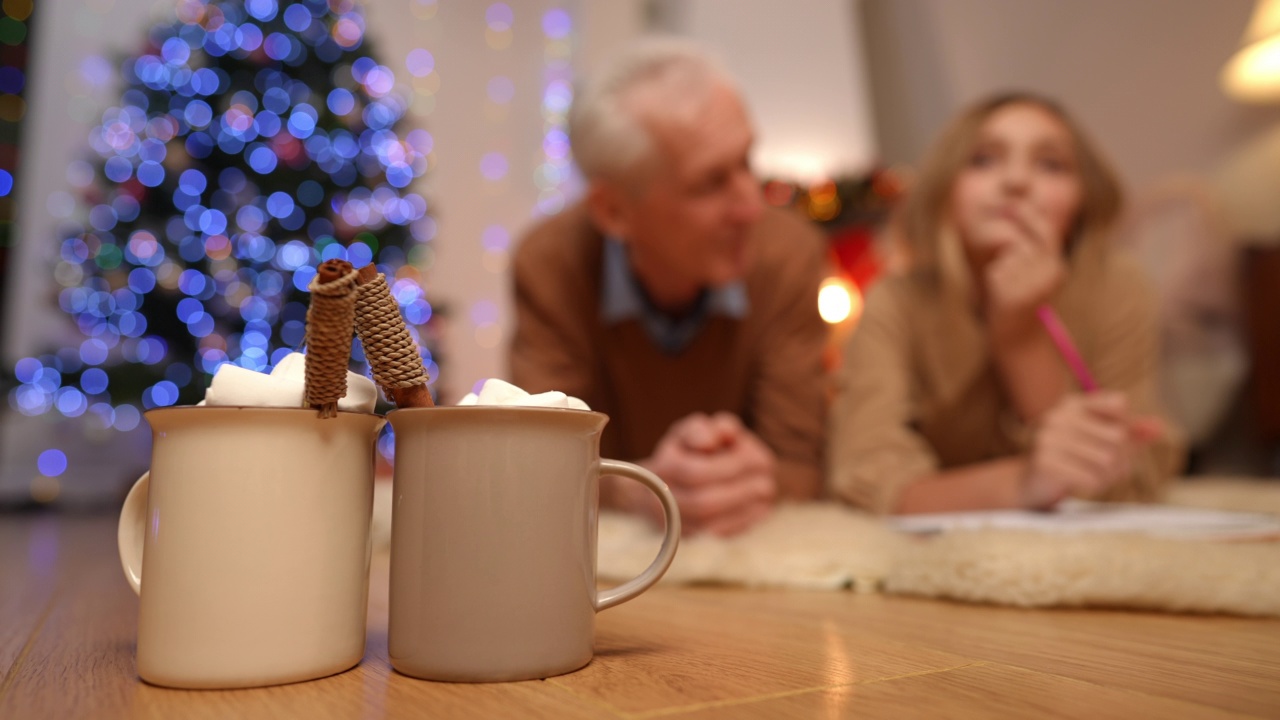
<box><xmin>509</xmin><ymin>39</ymin><xmax>828</xmax><ymax>536</ymax></box>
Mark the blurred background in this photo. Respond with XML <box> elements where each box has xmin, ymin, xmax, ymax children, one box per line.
<box><xmin>1</xmin><ymin>0</ymin><xmax>1277</xmax><ymax>509</ymax></box>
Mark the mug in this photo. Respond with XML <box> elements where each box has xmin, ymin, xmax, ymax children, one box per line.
<box><xmin>387</xmin><ymin>406</ymin><xmax>680</xmax><ymax>682</ymax></box>
<box><xmin>117</xmin><ymin>406</ymin><xmax>385</xmax><ymax>689</ymax></box>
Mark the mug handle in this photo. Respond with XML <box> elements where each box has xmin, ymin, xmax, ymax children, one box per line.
<box><xmin>117</xmin><ymin>472</ymin><xmax>149</xmax><ymax>595</ymax></box>
<box><xmin>594</xmin><ymin>459</ymin><xmax>681</xmax><ymax>611</ymax></box>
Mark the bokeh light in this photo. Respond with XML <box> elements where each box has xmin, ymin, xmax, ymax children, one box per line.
<box><xmin>18</xmin><ymin>0</ymin><xmax>441</xmax><ymax>424</ymax></box>
<box><xmin>37</xmin><ymin>449</ymin><xmax>68</xmax><ymax>477</ymax></box>
<box><xmin>817</xmin><ymin>277</ymin><xmax>862</xmax><ymax>325</ymax></box>
<box><xmin>532</xmin><ymin>5</ymin><xmax>577</xmax><ymax>219</ymax></box>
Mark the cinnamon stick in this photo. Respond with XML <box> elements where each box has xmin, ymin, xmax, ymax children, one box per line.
<box><xmin>352</xmin><ymin>263</ymin><xmax>435</xmax><ymax>408</ymax></box>
<box><xmin>304</xmin><ymin>260</ymin><xmax>358</xmax><ymax>418</ymax></box>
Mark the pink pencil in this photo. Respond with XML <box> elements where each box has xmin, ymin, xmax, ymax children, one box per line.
<box><xmin>1036</xmin><ymin>306</ymin><xmax>1098</xmax><ymax>392</ymax></box>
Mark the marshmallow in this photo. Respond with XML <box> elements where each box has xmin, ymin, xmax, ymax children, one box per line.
<box><xmin>476</xmin><ymin>378</ymin><xmax>530</xmax><ymax>406</ymax></box>
<box><xmin>461</xmin><ymin>378</ymin><xmax>590</xmax><ymax>410</ymax></box>
<box><xmin>269</xmin><ymin>351</ymin><xmax>307</xmax><ymax>379</ymax></box>
<box><xmin>203</xmin><ymin>352</ymin><xmax>378</xmax><ymax>414</ymax></box>
<box><xmin>519</xmin><ymin>390</ymin><xmax>569</xmax><ymax>408</ymax></box>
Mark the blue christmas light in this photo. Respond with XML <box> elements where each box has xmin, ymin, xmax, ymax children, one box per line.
<box><xmin>89</xmin><ymin>403</ymin><xmax>117</xmax><ymax>427</ymax></box>
<box><xmin>37</xmin><ymin>450</ymin><xmax>68</xmax><ymax>478</ymax></box>
<box><xmin>247</xmin><ymin>145</ymin><xmax>278</xmax><ymax>173</ymax></box>
<box><xmin>114</xmin><ymin>195</ymin><xmax>142</xmax><ymax>222</ymax></box>
<box><xmin>543</xmin><ymin>9</ymin><xmax>571</xmax><ymax>38</ymax></box>
<box><xmin>327</xmin><ymin>87</ymin><xmax>355</xmax><ymax>115</ymax></box>
<box><xmin>113</xmin><ymin>405</ymin><xmax>142</xmax><ymax>432</ymax></box>
<box><xmin>184</xmin><ymin>99</ymin><xmax>213</xmax><ymax>127</ymax></box>
<box><xmin>119</xmin><ymin>311</ymin><xmax>148</xmax><ymax>338</ymax></box>
<box><xmin>21</xmin><ymin>0</ymin><xmax>441</xmax><ymax>425</ymax></box>
<box><xmin>144</xmin><ymin>380</ymin><xmax>180</xmax><ymax>408</ymax></box>
<box><xmin>265</xmin><ymin>191</ymin><xmax>294</xmax><ymax>218</ymax></box>
<box><xmin>486</xmin><ymin>3</ymin><xmax>514</xmax><ymax>31</ymax></box>
<box><xmin>186</xmin><ymin>131</ymin><xmax>215</xmax><ymax>158</ymax></box>
<box><xmin>292</xmin><ymin>265</ymin><xmax>317</xmax><ymax>292</ymax></box>
<box><xmin>55</xmin><ymin>388</ymin><xmax>89</xmax><ymax>417</ymax></box>
<box><xmin>0</xmin><ymin>66</ymin><xmax>25</xmax><ymax>95</ymax></box>
<box><xmin>177</xmin><ymin>268</ymin><xmax>207</xmax><ymax>296</ymax></box>
<box><xmin>237</xmin><ymin>24</ymin><xmax>265</xmax><ymax>52</ymax></box>
<box><xmin>103</xmin><ymin>157</ymin><xmax>132</xmax><ymax>182</ymax></box>
<box><xmin>246</xmin><ymin>0</ymin><xmax>279</xmax><ymax>22</ymax></box>
<box><xmin>198</xmin><ymin>348</ymin><xmax>229</xmax><ymax>374</ymax></box>
<box><xmin>187</xmin><ymin>312</ymin><xmax>215</xmax><ymax>337</ymax></box>
<box><xmin>79</xmin><ymin>339</ymin><xmax>109</xmax><ymax>366</ymax></box>
<box><xmin>137</xmin><ymin>162</ymin><xmax>165</xmax><ymax>187</ymax></box>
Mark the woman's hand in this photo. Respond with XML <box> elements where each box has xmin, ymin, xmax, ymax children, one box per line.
<box><xmin>1022</xmin><ymin>392</ymin><xmax>1136</xmax><ymax>509</ymax></box>
<box><xmin>983</xmin><ymin>202</ymin><xmax>1067</xmax><ymax>346</ymax></box>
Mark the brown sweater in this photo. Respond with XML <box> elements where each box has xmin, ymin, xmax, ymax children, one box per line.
<box><xmin>509</xmin><ymin>203</ymin><xmax>829</xmax><ymax>499</ymax></box>
<box><xmin>829</xmin><ymin>243</ymin><xmax>1185</xmax><ymax>514</ymax></box>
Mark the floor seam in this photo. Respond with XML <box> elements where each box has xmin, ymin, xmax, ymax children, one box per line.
<box><xmin>966</xmin><ymin>659</ymin><xmax>1271</xmax><ymax>719</ymax></box>
<box><xmin>623</xmin><ymin>661</ymin><xmax>991</xmax><ymax>719</ymax></box>
<box><xmin>0</xmin><ymin>595</ymin><xmax>57</xmax><ymax>705</ymax></box>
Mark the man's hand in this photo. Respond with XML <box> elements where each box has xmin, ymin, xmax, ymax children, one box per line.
<box><xmin>1021</xmin><ymin>392</ymin><xmax>1163</xmax><ymax>509</ymax></box>
<box><xmin>606</xmin><ymin>412</ymin><xmax>777</xmax><ymax>536</ymax></box>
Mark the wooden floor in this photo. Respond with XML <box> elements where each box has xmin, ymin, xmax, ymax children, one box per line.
<box><xmin>3</xmin><ymin>514</ymin><xmax>1278</xmax><ymax>719</ymax></box>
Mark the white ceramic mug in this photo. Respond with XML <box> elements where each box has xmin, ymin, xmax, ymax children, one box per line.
<box><xmin>387</xmin><ymin>406</ymin><xmax>680</xmax><ymax>682</ymax></box>
<box><xmin>117</xmin><ymin>406</ymin><xmax>384</xmax><ymax>689</ymax></box>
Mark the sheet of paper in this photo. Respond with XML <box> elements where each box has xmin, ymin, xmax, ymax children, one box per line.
<box><xmin>890</xmin><ymin>500</ymin><xmax>1280</xmax><ymax>541</ymax></box>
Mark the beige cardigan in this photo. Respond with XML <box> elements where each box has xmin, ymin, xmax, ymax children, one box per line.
<box><xmin>829</xmin><ymin>241</ymin><xmax>1184</xmax><ymax>514</ymax></box>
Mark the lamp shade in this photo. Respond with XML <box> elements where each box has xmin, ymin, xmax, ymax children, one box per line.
<box><xmin>1222</xmin><ymin>0</ymin><xmax>1280</xmax><ymax>102</ymax></box>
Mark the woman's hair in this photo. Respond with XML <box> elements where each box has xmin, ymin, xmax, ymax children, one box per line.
<box><xmin>895</xmin><ymin>92</ymin><xmax>1123</xmax><ymax>275</ymax></box>
<box><xmin>568</xmin><ymin>37</ymin><xmax>735</xmax><ymax>184</ymax></box>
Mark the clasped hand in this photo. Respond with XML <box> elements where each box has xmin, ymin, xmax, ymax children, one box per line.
<box><xmin>610</xmin><ymin>412</ymin><xmax>777</xmax><ymax>536</ymax></box>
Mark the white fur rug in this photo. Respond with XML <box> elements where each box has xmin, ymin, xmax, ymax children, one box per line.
<box><xmin>594</xmin><ymin>478</ymin><xmax>1280</xmax><ymax>617</ymax></box>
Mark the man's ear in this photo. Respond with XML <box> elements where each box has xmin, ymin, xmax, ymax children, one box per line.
<box><xmin>585</xmin><ymin>180</ymin><xmax>634</xmax><ymax>240</ymax></box>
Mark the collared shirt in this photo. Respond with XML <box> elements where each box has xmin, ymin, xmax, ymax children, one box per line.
<box><xmin>599</xmin><ymin>237</ymin><xmax>749</xmax><ymax>355</ymax></box>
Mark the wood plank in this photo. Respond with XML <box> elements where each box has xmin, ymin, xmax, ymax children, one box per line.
<box><xmin>657</xmin><ymin>663</ymin><xmax>1261</xmax><ymax>720</ymax></box>
<box><xmin>722</xmin><ymin>591</ymin><xmax>1280</xmax><ymax>717</ymax></box>
<box><xmin>0</xmin><ymin>514</ymin><xmax>86</xmax><ymax>695</ymax></box>
<box><xmin>5</xmin><ymin>515</ymin><xmax>1280</xmax><ymax>719</ymax></box>
<box><xmin>546</xmin><ymin>588</ymin><xmax>980</xmax><ymax>716</ymax></box>
<box><xmin>0</xmin><ymin>517</ymin><xmax>616</xmax><ymax>720</ymax></box>
<box><xmin>0</xmin><ymin>516</ymin><xmax>141</xmax><ymax>717</ymax></box>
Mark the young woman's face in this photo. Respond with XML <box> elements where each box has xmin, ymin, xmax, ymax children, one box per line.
<box><xmin>949</xmin><ymin>103</ymin><xmax>1084</xmax><ymax>259</ymax></box>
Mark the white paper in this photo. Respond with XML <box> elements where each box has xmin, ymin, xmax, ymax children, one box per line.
<box><xmin>890</xmin><ymin>499</ymin><xmax>1280</xmax><ymax>541</ymax></box>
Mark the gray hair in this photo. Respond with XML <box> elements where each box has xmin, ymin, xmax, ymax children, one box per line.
<box><xmin>568</xmin><ymin>37</ymin><xmax>737</xmax><ymax>183</ymax></box>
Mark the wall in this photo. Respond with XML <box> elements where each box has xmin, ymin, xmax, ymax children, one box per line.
<box><xmin>365</xmin><ymin>0</ymin><xmax>577</xmax><ymax>401</ymax></box>
<box><xmin>861</xmin><ymin>0</ymin><xmax>1277</xmax><ymax>193</ymax></box>
<box><xmin>653</xmin><ymin>0</ymin><xmax>877</xmax><ymax>182</ymax></box>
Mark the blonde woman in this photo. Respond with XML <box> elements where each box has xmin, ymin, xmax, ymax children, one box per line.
<box><xmin>830</xmin><ymin>93</ymin><xmax>1183</xmax><ymax>514</ymax></box>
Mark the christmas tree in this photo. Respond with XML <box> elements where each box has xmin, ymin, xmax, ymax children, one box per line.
<box><xmin>8</xmin><ymin>0</ymin><xmax>440</xmax><ymax>433</ymax></box>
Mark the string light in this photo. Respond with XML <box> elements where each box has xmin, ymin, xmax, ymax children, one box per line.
<box><xmin>533</xmin><ymin>5</ymin><xmax>575</xmax><ymax>218</ymax></box>
<box><xmin>817</xmin><ymin>276</ymin><xmax>861</xmax><ymax>325</ymax></box>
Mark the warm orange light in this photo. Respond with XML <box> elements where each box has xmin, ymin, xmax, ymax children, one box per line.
<box><xmin>817</xmin><ymin>277</ymin><xmax>862</xmax><ymax>325</ymax></box>
<box><xmin>1223</xmin><ymin>0</ymin><xmax>1280</xmax><ymax>102</ymax></box>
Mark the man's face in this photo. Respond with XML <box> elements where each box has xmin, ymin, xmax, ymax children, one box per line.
<box><xmin>610</xmin><ymin>83</ymin><xmax>763</xmax><ymax>299</ymax></box>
